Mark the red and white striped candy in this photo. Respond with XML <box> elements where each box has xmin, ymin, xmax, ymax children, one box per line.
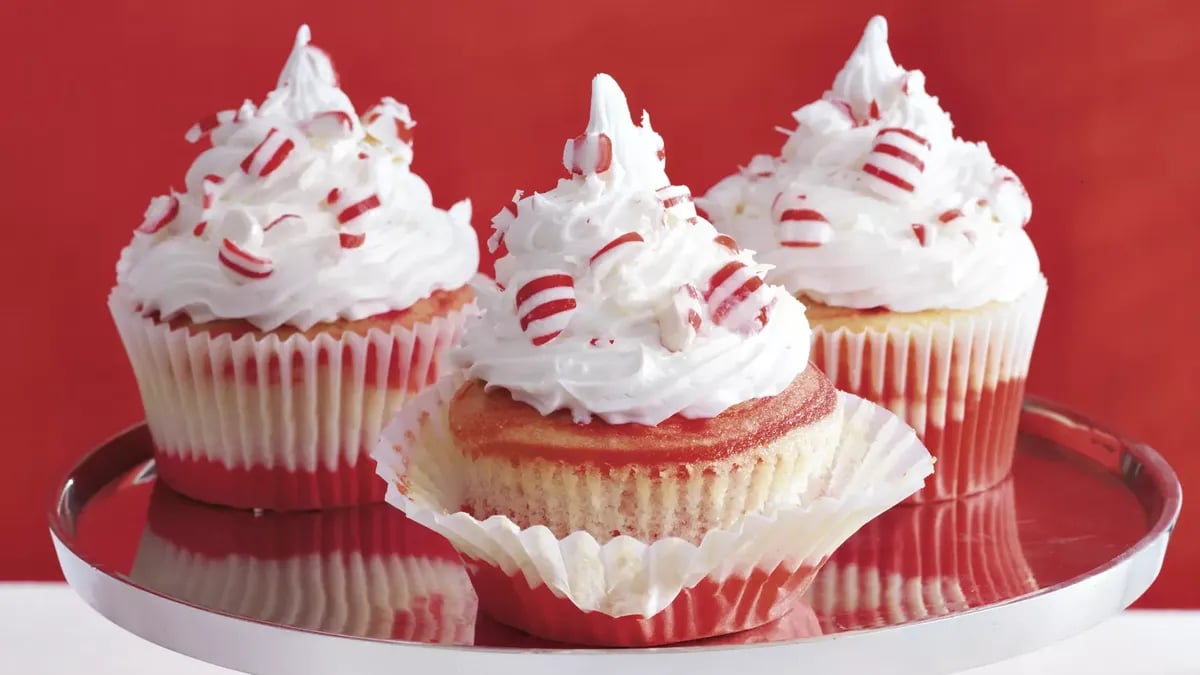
<box><xmin>911</xmin><ymin>223</ymin><xmax>931</xmax><ymax>247</ymax></box>
<box><xmin>656</xmin><ymin>184</ymin><xmax>697</xmax><ymax>221</ymax></box>
<box><xmin>714</xmin><ymin>234</ymin><xmax>739</xmax><ymax>252</ymax></box>
<box><xmin>589</xmin><ymin>232</ymin><xmax>645</xmax><ymax>266</ymax></box>
<box><xmin>362</xmin><ymin>98</ymin><xmax>415</xmax><ymax>151</ymax></box>
<box><xmin>938</xmin><ymin>209</ymin><xmax>963</xmax><ymax>224</ymax></box>
<box><xmin>240</xmin><ymin>128</ymin><xmax>297</xmax><ymax>178</ymax></box>
<box><xmin>136</xmin><ymin>195</ymin><xmax>179</xmax><ymax>235</ymax></box>
<box><xmin>185</xmin><ymin>108</ymin><xmax>243</xmax><ymax>144</ymax></box>
<box><xmin>333</xmin><ymin>192</ymin><xmax>382</xmax><ymax>226</ymax></box>
<box><xmin>706</xmin><ymin>261</ymin><xmax>775</xmax><ymax>335</ymax></box>
<box><xmin>514</xmin><ymin>271</ymin><xmax>576</xmax><ymax>346</ymax></box>
<box><xmin>303</xmin><ymin>110</ymin><xmax>355</xmax><ymax>140</ymax></box>
<box><xmin>264</xmin><ymin>213</ymin><xmax>302</xmax><ymax>232</ymax></box>
<box><xmin>339</xmin><ymin>232</ymin><xmax>366</xmax><ymax>249</ymax></box>
<box><xmin>862</xmin><ymin>127</ymin><xmax>931</xmax><ymax>202</ymax></box>
<box><xmin>563</xmin><ymin>133</ymin><xmax>613</xmax><ymax>176</ymax></box>
<box><xmin>218</xmin><ymin>238</ymin><xmax>273</xmax><ymax>280</ymax></box>
<box><xmin>201</xmin><ymin>174</ymin><xmax>225</xmax><ymax>210</ymax></box>
<box><xmin>772</xmin><ymin>191</ymin><xmax>833</xmax><ymax>248</ymax></box>
<box><xmin>657</xmin><ymin>284</ymin><xmax>704</xmax><ymax>352</ymax></box>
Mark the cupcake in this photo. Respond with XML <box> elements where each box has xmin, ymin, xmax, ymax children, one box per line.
<box><xmin>131</xmin><ymin>486</ymin><xmax>478</xmax><ymax>643</ymax></box>
<box><xmin>807</xmin><ymin>478</ymin><xmax>1037</xmax><ymax>630</ymax></box>
<box><xmin>702</xmin><ymin>16</ymin><xmax>1046</xmax><ymax>502</ymax></box>
<box><xmin>376</xmin><ymin>74</ymin><xmax>933</xmax><ymax>647</ymax></box>
<box><xmin>110</xmin><ymin>26</ymin><xmax>478</xmax><ymax>510</ymax></box>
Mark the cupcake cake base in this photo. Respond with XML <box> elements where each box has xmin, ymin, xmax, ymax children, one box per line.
<box><xmin>112</xmin><ymin>285</ymin><xmax>473</xmax><ymax>511</ymax></box>
<box><xmin>375</xmin><ymin>374</ymin><xmax>933</xmax><ymax>647</ymax></box>
<box><xmin>447</xmin><ymin>366</ymin><xmax>842</xmax><ymax>543</ymax></box>
<box><xmin>808</xmin><ymin>277</ymin><xmax>1046</xmax><ymax>502</ymax></box>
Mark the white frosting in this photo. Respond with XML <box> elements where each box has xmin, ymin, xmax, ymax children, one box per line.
<box><xmin>701</xmin><ymin>16</ymin><xmax>1040</xmax><ymax>312</ymax></box>
<box><xmin>457</xmin><ymin>74</ymin><xmax>810</xmax><ymax>426</ymax></box>
<box><xmin>116</xmin><ymin>25</ymin><xmax>478</xmax><ymax>331</ymax></box>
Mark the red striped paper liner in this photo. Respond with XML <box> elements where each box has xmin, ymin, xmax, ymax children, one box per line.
<box><xmin>108</xmin><ymin>289</ymin><xmax>472</xmax><ymax>510</ymax></box>
<box><xmin>806</xmin><ymin>478</ymin><xmax>1035</xmax><ymax>631</ymax></box>
<box><xmin>374</xmin><ymin>374</ymin><xmax>933</xmax><ymax>646</ymax></box>
<box><xmin>810</xmin><ymin>276</ymin><xmax>1047</xmax><ymax>503</ymax></box>
<box><xmin>130</xmin><ymin>487</ymin><xmax>477</xmax><ymax>643</ymax></box>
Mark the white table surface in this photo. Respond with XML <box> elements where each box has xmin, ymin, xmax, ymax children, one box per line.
<box><xmin>2</xmin><ymin>583</ymin><xmax>1197</xmax><ymax>674</ymax></box>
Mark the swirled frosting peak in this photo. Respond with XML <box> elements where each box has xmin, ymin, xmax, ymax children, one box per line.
<box><xmin>116</xmin><ymin>25</ymin><xmax>478</xmax><ymax>331</ymax></box>
<box><xmin>457</xmin><ymin>74</ymin><xmax>811</xmax><ymax>426</ymax></box>
<box><xmin>701</xmin><ymin>16</ymin><xmax>1040</xmax><ymax>312</ymax></box>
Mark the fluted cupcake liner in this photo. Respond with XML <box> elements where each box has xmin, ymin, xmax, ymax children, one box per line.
<box><xmin>130</xmin><ymin>487</ymin><xmax>478</xmax><ymax>643</ymax></box>
<box><xmin>811</xmin><ymin>276</ymin><xmax>1047</xmax><ymax>502</ymax></box>
<box><xmin>374</xmin><ymin>374</ymin><xmax>933</xmax><ymax>646</ymax></box>
<box><xmin>109</xmin><ymin>289</ymin><xmax>471</xmax><ymax>510</ymax></box>
<box><xmin>806</xmin><ymin>478</ymin><xmax>1037</xmax><ymax>631</ymax></box>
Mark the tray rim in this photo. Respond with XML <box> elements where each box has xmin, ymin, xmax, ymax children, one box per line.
<box><xmin>46</xmin><ymin>396</ymin><xmax>1183</xmax><ymax>672</ymax></box>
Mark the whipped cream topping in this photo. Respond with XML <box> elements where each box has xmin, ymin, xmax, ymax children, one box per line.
<box><xmin>457</xmin><ymin>74</ymin><xmax>810</xmax><ymax>426</ymax></box>
<box><xmin>701</xmin><ymin>16</ymin><xmax>1040</xmax><ymax>312</ymax></box>
<box><xmin>116</xmin><ymin>25</ymin><xmax>478</xmax><ymax>331</ymax></box>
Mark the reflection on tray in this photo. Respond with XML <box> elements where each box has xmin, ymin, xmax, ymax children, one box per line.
<box><xmin>474</xmin><ymin>598</ymin><xmax>824</xmax><ymax>648</ymax></box>
<box><xmin>806</xmin><ymin>478</ymin><xmax>1037</xmax><ymax>631</ymax></box>
<box><xmin>130</xmin><ymin>485</ymin><xmax>478</xmax><ymax>644</ymax></box>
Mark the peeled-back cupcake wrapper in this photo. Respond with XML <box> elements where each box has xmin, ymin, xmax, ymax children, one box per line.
<box><xmin>131</xmin><ymin>528</ymin><xmax>478</xmax><ymax>643</ymax></box>
<box><xmin>374</xmin><ymin>374</ymin><xmax>933</xmax><ymax>620</ymax></box>
<box><xmin>109</xmin><ymin>289</ymin><xmax>472</xmax><ymax>509</ymax></box>
<box><xmin>811</xmin><ymin>276</ymin><xmax>1047</xmax><ymax>502</ymax></box>
<box><xmin>807</xmin><ymin>478</ymin><xmax>1037</xmax><ymax>631</ymax></box>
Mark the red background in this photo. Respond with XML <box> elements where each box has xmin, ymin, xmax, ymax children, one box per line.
<box><xmin>2</xmin><ymin>2</ymin><xmax>1195</xmax><ymax>606</ymax></box>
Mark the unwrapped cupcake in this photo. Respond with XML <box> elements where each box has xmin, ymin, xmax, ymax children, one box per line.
<box><xmin>702</xmin><ymin>16</ymin><xmax>1047</xmax><ymax>502</ymax></box>
<box><xmin>131</xmin><ymin>486</ymin><xmax>478</xmax><ymax>644</ymax></box>
<box><xmin>110</xmin><ymin>26</ymin><xmax>478</xmax><ymax>510</ymax></box>
<box><xmin>375</xmin><ymin>73</ymin><xmax>933</xmax><ymax>647</ymax></box>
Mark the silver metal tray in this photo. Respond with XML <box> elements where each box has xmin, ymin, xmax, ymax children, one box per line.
<box><xmin>49</xmin><ymin>398</ymin><xmax>1180</xmax><ymax>675</ymax></box>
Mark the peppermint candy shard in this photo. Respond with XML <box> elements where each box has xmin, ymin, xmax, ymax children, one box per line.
<box><xmin>658</xmin><ymin>284</ymin><xmax>704</xmax><ymax>352</ymax></box>
<box><xmin>265</xmin><ymin>214</ymin><xmax>301</xmax><ymax>231</ymax></box>
<box><xmin>938</xmin><ymin>209</ymin><xmax>963</xmax><ymax>223</ymax></box>
<box><xmin>200</xmin><ymin>174</ymin><xmax>225</xmax><ymax>210</ymax></box>
<box><xmin>339</xmin><ymin>232</ymin><xmax>366</xmax><ymax>249</ymax></box>
<box><xmin>515</xmin><ymin>273</ymin><xmax>576</xmax><ymax>346</ymax></box>
<box><xmin>185</xmin><ymin>109</ymin><xmax>242</xmax><ymax>144</ymax></box>
<box><xmin>240</xmin><ymin>128</ymin><xmax>296</xmax><ymax>178</ymax></box>
<box><xmin>777</xmin><ymin>208</ymin><xmax>833</xmax><ymax>248</ymax></box>
<box><xmin>742</xmin><ymin>154</ymin><xmax>776</xmax><ymax>179</ymax></box>
<box><xmin>828</xmin><ymin>98</ymin><xmax>858</xmax><ymax>126</ymax></box>
<box><xmin>136</xmin><ymin>195</ymin><xmax>180</xmax><ymax>235</ymax></box>
<box><xmin>589</xmin><ymin>232</ymin><xmax>645</xmax><ymax>265</ymax></box>
<box><xmin>336</xmin><ymin>194</ymin><xmax>382</xmax><ymax>225</ymax></box>
<box><xmin>714</xmin><ymin>234</ymin><xmax>739</xmax><ymax>252</ymax></box>
<box><xmin>218</xmin><ymin>239</ymin><xmax>273</xmax><ymax>280</ymax></box>
<box><xmin>362</xmin><ymin>98</ymin><xmax>415</xmax><ymax>149</ymax></box>
<box><xmin>862</xmin><ymin>127</ymin><xmax>931</xmax><ymax>201</ymax></box>
<box><xmin>304</xmin><ymin>110</ymin><xmax>355</xmax><ymax>139</ymax></box>
<box><xmin>656</xmin><ymin>184</ymin><xmax>697</xmax><ymax>221</ymax></box>
<box><xmin>912</xmin><ymin>224</ymin><xmax>930</xmax><ymax>247</ymax></box>
<box><xmin>706</xmin><ymin>261</ymin><xmax>775</xmax><ymax>335</ymax></box>
<box><xmin>563</xmin><ymin>133</ymin><xmax>613</xmax><ymax>175</ymax></box>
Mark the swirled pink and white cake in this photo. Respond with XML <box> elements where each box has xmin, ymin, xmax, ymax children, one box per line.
<box><xmin>110</xmin><ymin>26</ymin><xmax>478</xmax><ymax>510</ymax></box>
<box><xmin>702</xmin><ymin>16</ymin><xmax>1047</xmax><ymax>502</ymax></box>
